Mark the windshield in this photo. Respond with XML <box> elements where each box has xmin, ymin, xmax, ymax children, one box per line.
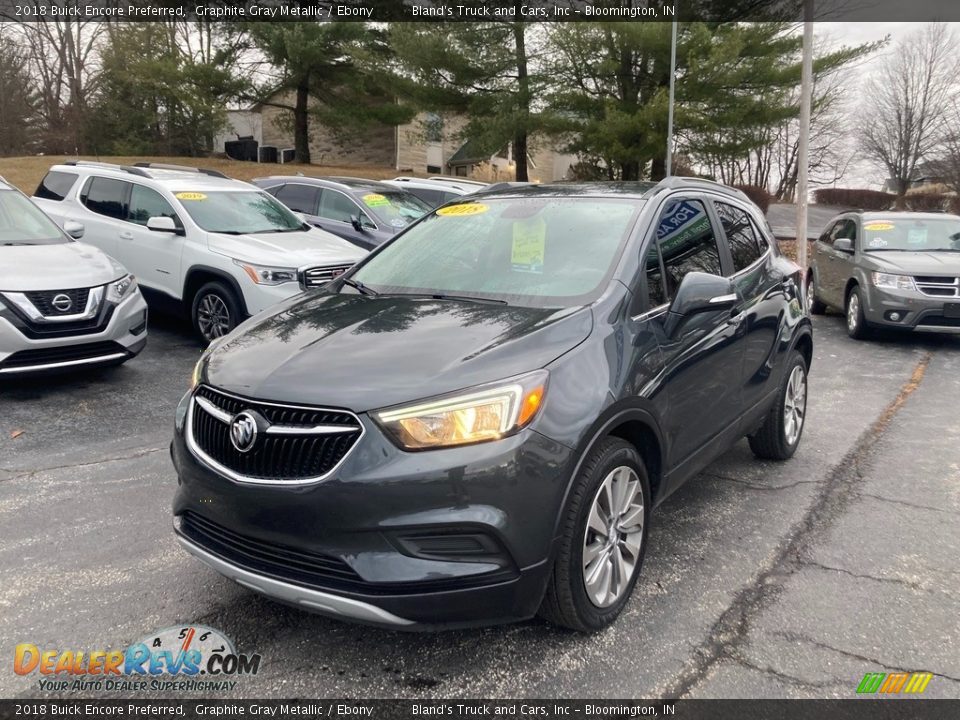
<box><xmin>176</xmin><ymin>190</ymin><xmax>304</xmax><ymax>234</ymax></box>
<box><xmin>0</xmin><ymin>190</ymin><xmax>67</xmax><ymax>246</ymax></box>
<box><xmin>862</xmin><ymin>217</ymin><xmax>960</xmax><ymax>252</ymax></box>
<box><xmin>351</xmin><ymin>197</ymin><xmax>642</xmax><ymax>307</ymax></box>
<box><xmin>358</xmin><ymin>190</ymin><xmax>431</xmax><ymax>229</ymax></box>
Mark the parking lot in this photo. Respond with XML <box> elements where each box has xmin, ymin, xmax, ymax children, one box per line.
<box><xmin>1</xmin><ymin>312</ymin><xmax>958</xmax><ymax>699</ymax></box>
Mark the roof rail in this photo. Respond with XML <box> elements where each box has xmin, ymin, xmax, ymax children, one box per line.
<box><xmin>428</xmin><ymin>175</ymin><xmax>487</xmax><ymax>187</ymax></box>
<box><xmin>132</xmin><ymin>162</ymin><xmax>229</xmax><ymax>179</ymax></box>
<box><xmin>653</xmin><ymin>176</ymin><xmax>747</xmax><ymax>200</ymax></box>
<box><xmin>63</xmin><ymin>160</ymin><xmax>150</xmax><ymax>178</ymax></box>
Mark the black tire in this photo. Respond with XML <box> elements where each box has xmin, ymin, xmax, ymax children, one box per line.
<box><xmin>845</xmin><ymin>285</ymin><xmax>871</xmax><ymax>340</ymax></box>
<box><xmin>539</xmin><ymin>437</ymin><xmax>651</xmax><ymax>632</ymax></box>
<box><xmin>806</xmin><ymin>274</ymin><xmax>826</xmax><ymax>315</ymax></box>
<box><xmin>191</xmin><ymin>281</ymin><xmax>241</xmax><ymax>344</ymax></box>
<box><xmin>748</xmin><ymin>351</ymin><xmax>808</xmax><ymax>461</ymax></box>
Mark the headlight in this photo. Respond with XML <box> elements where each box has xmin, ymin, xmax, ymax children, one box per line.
<box><xmin>106</xmin><ymin>274</ymin><xmax>137</xmax><ymax>303</ymax></box>
<box><xmin>190</xmin><ymin>357</ymin><xmax>203</xmax><ymax>390</ymax></box>
<box><xmin>235</xmin><ymin>260</ymin><xmax>298</xmax><ymax>285</ymax></box>
<box><xmin>374</xmin><ymin>371</ymin><xmax>548</xmax><ymax>450</ymax></box>
<box><xmin>872</xmin><ymin>272</ymin><xmax>916</xmax><ymax>291</ymax></box>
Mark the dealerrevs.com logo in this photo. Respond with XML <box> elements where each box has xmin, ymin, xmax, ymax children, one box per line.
<box><xmin>14</xmin><ymin>625</ymin><xmax>261</xmax><ymax>694</ymax></box>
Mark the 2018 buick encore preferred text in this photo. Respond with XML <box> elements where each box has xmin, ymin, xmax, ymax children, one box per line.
<box><xmin>171</xmin><ymin>179</ymin><xmax>812</xmax><ymax>632</ymax></box>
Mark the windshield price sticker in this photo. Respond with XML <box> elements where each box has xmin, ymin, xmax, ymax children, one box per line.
<box><xmin>907</xmin><ymin>227</ymin><xmax>928</xmax><ymax>245</ymax></box>
<box><xmin>362</xmin><ymin>193</ymin><xmax>390</xmax><ymax>208</ymax></box>
<box><xmin>511</xmin><ymin>216</ymin><xmax>547</xmax><ymax>274</ymax></box>
<box><xmin>175</xmin><ymin>192</ymin><xmax>207</xmax><ymax>201</ymax></box>
<box><xmin>436</xmin><ymin>203</ymin><xmax>488</xmax><ymax>217</ymax></box>
<box><xmin>864</xmin><ymin>221</ymin><xmax>894</xmax><ymax>231</ymax></box>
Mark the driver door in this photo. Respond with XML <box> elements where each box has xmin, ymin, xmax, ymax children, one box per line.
<box><xmin>121</xmin><ymin>183</ymin><xmax>185</xmax><ymax>298</ymax></box>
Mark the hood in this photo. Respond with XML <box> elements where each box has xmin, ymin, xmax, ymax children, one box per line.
<box><xmin>204</xmin><ymin>293</ymin><xmax>593</xmax><ymax>411</ymax></box>
<box><xmin>207</xmin><ymin>227</ymin><xmax>366</xmax><ymax>267</ymax></box>
<box><xmin>866</xmin><ymin>250</ymin><xmax>960</xmax><ymax>275</ymax></box>
<box><xmin>0</xmin><ymin>242</ymin><xmax>125</xmax><ymax>291</ymax></box>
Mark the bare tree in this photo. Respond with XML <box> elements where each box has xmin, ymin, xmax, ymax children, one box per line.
<box><xmin>925</xmin><ymin>102</ymin><xmax>960</xmax><ymax>202</ymax></box>
<box><xmin>0</xmin><ymin>34</ymin><xmax>38</xmax><ymax>156</ymax></box>
<box><xmin>859</xmin><ymin>23</ymin><xmax>958</xmax><ymax>207</ymax></box>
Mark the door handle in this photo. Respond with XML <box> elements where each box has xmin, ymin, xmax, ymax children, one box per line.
<box><xmin>727</xmin><ymin>311</ymin><xmax>747</xmax><ymax>326</ymax></box>
<box><xmin>119</xmin><ymin>231</ymin><xmax>134</xmax><ymax>240</ymax></box>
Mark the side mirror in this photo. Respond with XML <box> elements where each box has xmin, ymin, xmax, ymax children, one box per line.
<box><xmin>293</xmin><ymin>212</ymin><xmax>308</xmax><ymax>223</ymax></box>
<box><xmin>147</xmin><ymin>216</ymin><xmax>180</xmax><ymax>235</ymax></box>
<box><xmin>63</xmin><ymin>221</ymin><xmax>84</xmax><ymax>239</ymax></box>
<box><xmin>833</xmin><ymin>238</ymin><xmax>854</xmax><ymax>253</ymax></box>
<box><xmin>350</xmin><ymin>214</ymin><xmax>364</xmax><ymax>232</ymax></box>
<box><xmin>663</xmin><ymin>272</ymin><xmax>738</xmax><ymax>339</ymax></box>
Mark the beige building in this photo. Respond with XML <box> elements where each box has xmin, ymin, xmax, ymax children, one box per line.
<box><xmin>252</xmin><ymin>94</ymin><xmax>575</xmax><ymax>182</ymax></box>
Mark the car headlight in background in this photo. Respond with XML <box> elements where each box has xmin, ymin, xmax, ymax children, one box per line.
<box><xmin>872</xmin><ymin>272</ymin><xmax>916</xmax><ymax>291</ymax></box>
<box><xmin>106</xmin><ymin>274</ymin><xmax>137</xmax><ymax>304</ymax></box>
<box><xmin>374</xmin><ymin>371</ymin><xmax>548</xmax><ymax>450</ymax></box>
<box><xmin>235</xmin><ymin>260</ymin><xmax>298</xmax><ymax>285</ymax></box>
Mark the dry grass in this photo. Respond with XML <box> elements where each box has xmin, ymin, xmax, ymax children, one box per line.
<box><xmin>0</xmin><ymin>155</ymin><xmax>398</xmax><ymax>194</ymax></box>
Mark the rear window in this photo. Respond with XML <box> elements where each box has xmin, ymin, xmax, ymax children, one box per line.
<box><xmin>35</xmin><ymin>171</ymin><xmax>79</xmax><ymax>202</ymax></box>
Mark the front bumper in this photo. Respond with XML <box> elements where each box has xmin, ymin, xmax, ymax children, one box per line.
<box><xmin>0</xmin><ymin>290</ymin><xmax>148</xmax><ymax>373</ymax></box>
<box><xmin>171</xmin><ymin>405</ymin><xmax>573</xmax><ymax>630</ymax></box>
<box><xmin>862</xmin><ymin>285</ymin><xmax>960</xmax><ymax>333</ymax></box>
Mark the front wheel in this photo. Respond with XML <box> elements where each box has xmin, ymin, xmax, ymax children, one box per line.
<box><xmin>749</xmin><ymin>351</ymin><xmax>808</xmax><ymax>461</ymax></box>
<box><xmin>539</xmin><ymin>438</ymin><xmax>651</xmax><ymax>632</ymax></box>
<box><xmin>845</xmin><ymin>286</ymin><xmax>871</xmax><ymax>340</ymax></box>
<box><xmin>191</xmin><ymin>281</ymin><xmax>241</xmax><ymax>344</ymax></box>
<box><xmin>806</xmin><ymin>275</ymin><xmax>826</xmax><ymax>315</ymax></box>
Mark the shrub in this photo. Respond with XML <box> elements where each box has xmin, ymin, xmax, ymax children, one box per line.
<box><xmin>813</xmin><ymin>188</ymin><xmax>894</xmax><ymax>210</ymax></box>
<box><xmin>733</xmin><ymin>184</ymin><xmax>771</xmax><ymax>213</ymax></box>
<box><xmin>903</xmin><ymin>192</ymin><xmax>948</xmax><ymax>212</ymax></box>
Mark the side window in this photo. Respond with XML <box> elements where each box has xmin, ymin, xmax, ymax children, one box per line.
<box><xmin>274</xmin><ymin>183</ymin><xmax>321</xmax><ymax>215</ymax></box>
<box><xmin>128</xmin><ymin>184</ymin><xmax>180</xmax><ymax>227</ymax></box>
<box><xmin>80</xmin><ymin>177</ymin><xmax>129</xmax><ymax>220</ymax></box>
<box><xmin>319</xmin><ymin>190</ymin><xmax>359</xmax><ymax>223</ymax></box>
<box><xmin>35</xmin><ymin>171</ymin><xmax>78</xmax><ymax>202</ymax></box>
<box><xmin>655</xmin><ymin>198</ymin><xmax>724</xmax><ymax>298</ymax></box>
<box><xmin>715</xmin><ymin>201</ymin><xmax>765</xmax><ymax>272</ymax></box>
<box><xmin>837</xmin><ymin>219</ymin><xmax>857</xmax><ymax>241</ymax></box>
<box><xmin>643</xmin><ymin>241</ymin><xmax>667</xmax><ymax>309</ymax></box>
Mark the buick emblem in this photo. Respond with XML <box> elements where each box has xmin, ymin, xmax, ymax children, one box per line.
<box><xmin>51</xmin><ymin>293</ymin><xmax>72</xmax><ymax>312</ymax></box>
<box><xmin>230</xmin><ymin>411</ymin><xmax>259</xmax><ymax>453</ymax></box>
<box><xmin>331</xmin><ymin>268</ymin><xmax>345</xmax><ymax>278</ymax></box>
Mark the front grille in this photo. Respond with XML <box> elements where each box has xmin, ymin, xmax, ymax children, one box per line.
<box><xmin>1</xmin><ymin>341</ymin><xmax>126</xmax><ymax>369</ymax></box>
<box><xmin>25</xmin><ymin>287</ymin><xmax>90</xmax><ymax>316</ymax></box>
<box><xmin>299</xmin><ymin>264</ymin><xmax>354</xmax><ymax>289</ymax></box>
<box><xmin>189</xmin><ymin>385</ymin><xmax>362</xmax><ymax>482</ymax></box>
<box><xmin>179</xmin><ymin>512</ymin><xmax>363</xmax><ymax>587</ymax></box>
<box><xmin>915</xmin><ymin>276</ymin><xmax>959</xmax><ymax>298</ymax></box>
<box><xmin>917</xmin><ymin>314</ymin><xmax>960</xmax><ymax>328</ymax></box>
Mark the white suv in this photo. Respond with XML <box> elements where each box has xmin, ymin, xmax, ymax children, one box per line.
<box><xmin>33</xmin><ymin>162</ymin><xmax>366</xmax><ymax>342</ymax></box>
<box><xmin>383</xmin><ymin>176</ymin><xmax>486</xmax><ymax>208</ymax></box>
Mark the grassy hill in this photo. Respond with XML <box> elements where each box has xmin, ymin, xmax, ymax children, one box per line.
<box><xmin>0</xmin><ymin>155</ymin><xmax>398</xmax><ymax>194</ymax></box>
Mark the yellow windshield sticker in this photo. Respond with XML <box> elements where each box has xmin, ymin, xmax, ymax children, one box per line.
<box><xmin>863</xmin><ymin>222</ymin><xmax>894</xmax><ymax>231</ymax></box>
<box><xmin>511</xmin><ymin>216</ymin><xmax>546</xmax><ymax>274</ymax></box>
<box><xmin>436</xmin><ymin>203</ymin><xmax>488</xmax><ymax>217</ymax></box>
<box><xmin>362</xmin><ymin>193</ymin><xmax>389</xmax><ymax>208</ymax></box>
<box><xmin>175</xmin><ymin>192</ymin><xmax>207</xmax><ymax>201</ymax></box>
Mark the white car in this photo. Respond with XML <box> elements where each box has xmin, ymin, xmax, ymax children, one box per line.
<box><xmin>0</xmin><ymin>176</ymin><xmax>147</xmax><ymax>375</ymax></box>
<box><xmin>33</xmin><ymin>162</ymin><xmax>367</xmax><ymax>342</ymax></box>
<box><xmin>383</xmin><ymin>176</ymin><xmax>486</xmax><ymax>208</ymax></box>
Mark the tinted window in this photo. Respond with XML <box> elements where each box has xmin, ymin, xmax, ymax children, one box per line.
<box><xmin>274</xmin><ymin>183</ymin><xmax>321</xmax><ymax>215</ymax></box>
<box><xmin>408</xmin><ymin>188</ymin><xmax>445</xmax><ymax>207</ymax></box>
<box><xmin>128</xmin><ymin>184</ymin><xmax>179</xmax><ymax>227</ymax></box>
<box><xmin>655</xmin><ymin>198</ymin><xmax>723</xmax><ymax>297</ymax></box>
<box><xmin>716</xmin><ymin>201</ymin><xmax>765</xmax><ymax>272</ymax></box>
<box><xmin>319</xmin><ymin>190</ymin><xmax>362</xmax><ymax>224</ymax></box>
<box><xmin>35</xmin><ymin>171</ymin><xmax>79</xmax><ymax>202</ymax></box>
<box><xmin>80</xmin><ymin>177</ymin><xmax>129</xmax><ymax>220</ymax></box>
<box><xmin>353</xmin><ymin>197</ymin><xmax>641</xmax><ymax>308</ymax></box>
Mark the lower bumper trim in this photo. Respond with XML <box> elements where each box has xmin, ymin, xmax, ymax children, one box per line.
<box><xmin>915</xmin><ymin>324</ymin><xmax>960</xmax><ymax>334</ymax></box>
<box><xmin>174</xmin><ymin>525</ymin><xmax>415</xmax><ymax>627</ymax></box>
<box><xmin>0</xmin><ymin>351</ymin><xmax>128</xmax><ymax>374</ymax></box>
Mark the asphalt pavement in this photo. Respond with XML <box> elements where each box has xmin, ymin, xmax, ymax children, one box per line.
<box><xmin>1</xmin><ymin>311</ymin><xmax>958</xmax><ymax>700</ymax></box>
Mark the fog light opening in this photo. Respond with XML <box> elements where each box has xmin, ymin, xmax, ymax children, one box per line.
<box><xmin>885</xmin><ymin>311</ymin><xmax>905</xmax><ymax>323</ymax></box>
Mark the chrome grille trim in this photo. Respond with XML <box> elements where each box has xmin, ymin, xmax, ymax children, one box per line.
<box><xmin>2</xmin><ymin>286</ymin><xmax>104</xmax><ymax>323</ymax></box>
<box><xmin>298</xmin><ymin>264</ymin><xmax>355</xmax><ymax>290</ymax></box>
<box><xmin>186</xmin><ymin>386</ymin><xmax>365</xmax><ymax>486</ymax></box>
<box><xmin>915</xmin><ymin>276</ymin><xmax>960</xmax><ymax>298</ymax></box>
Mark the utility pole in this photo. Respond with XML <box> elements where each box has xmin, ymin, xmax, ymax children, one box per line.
<box><xmin>796</xmin><ymin>0</ymin><xmax>814</xmax><ymax>276</ymax></box>
<box><xmin>665</xmin><ymin>9</ymin><xmax>678</xmax><ymax>177</ymax></box>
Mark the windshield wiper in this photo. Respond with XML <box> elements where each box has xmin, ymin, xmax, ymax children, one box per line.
<box><xmin>341</xmin><ymin>277</ymin><xmax>379</xmax><ymax>296</ymax></box>
<box><xmin>401</xmin><ymin>292</ymin><xmax>508</xmax><ymax>305</ymax></box>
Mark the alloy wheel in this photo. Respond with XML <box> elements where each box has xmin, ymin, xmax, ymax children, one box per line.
<box><xmin>847</xmin><ymin>293</ymin><xmax>860</xmax><ymax>333</ymax></box>
<box><xmin>582</xmin><ymin>465</ymin><xmax>645</xmax><ymax>608</ymax></box>
<box><xmin>805</xmin><ymin>278</ymin><xmax>815</xmax><ymax>314</ymax></box>
<box><xmin>197</xmin><ymin>293</ymin><xmax>231</xmax><ymax>341</ymax></box>
<box><xmin>783</xmin><ymin>365</ymin><xmax>807</xmax><ymax>447</ymax></box>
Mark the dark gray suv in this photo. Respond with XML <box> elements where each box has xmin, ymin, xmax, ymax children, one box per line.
<box><xmin>806</xmin><ymin>211</ymin><xmax>960</xmax><ymax>339</ymax></box>
<box><xmin>171</xmin><ymin>179</ymin><xmax>812</xmax><ymax>631</ymax></box>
